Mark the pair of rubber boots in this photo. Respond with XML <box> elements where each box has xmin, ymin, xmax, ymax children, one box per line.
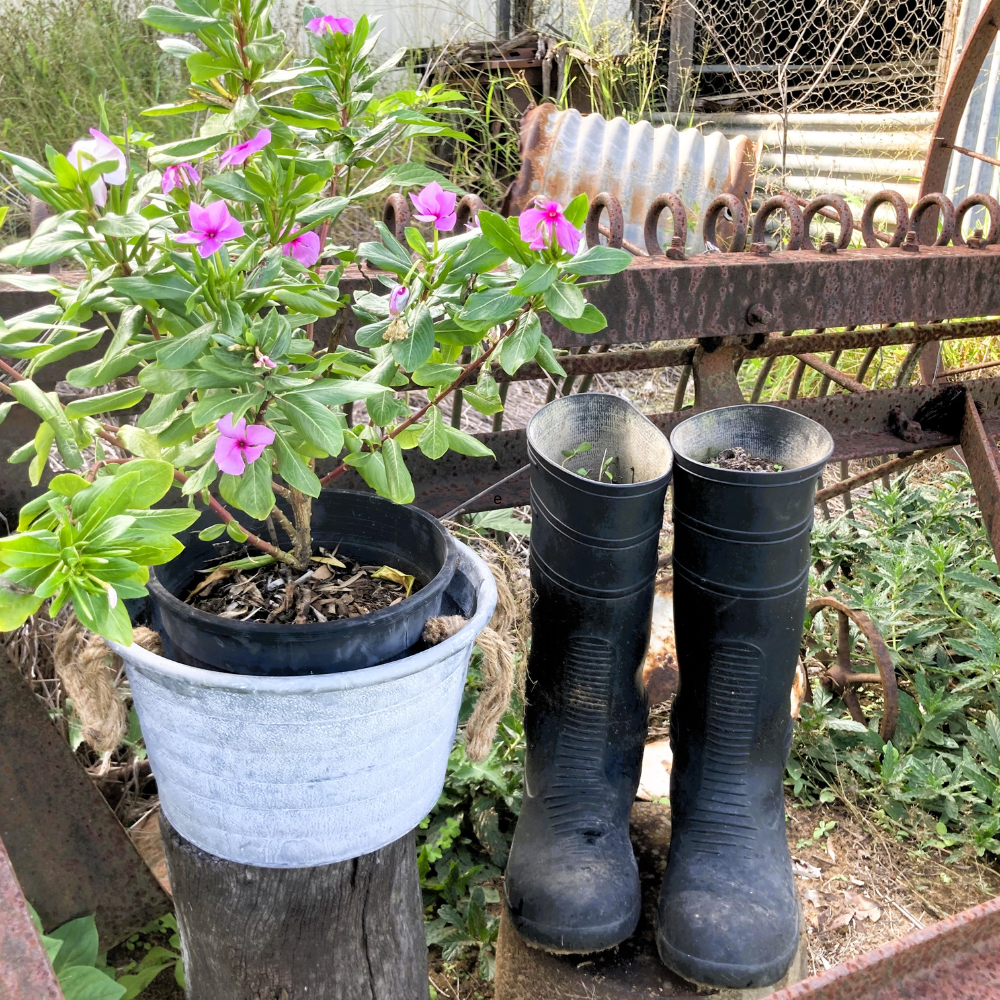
<box><xmin>503</xmin><ymin>396</ymin><xmax>833</xmax><ymax>989</ymax></box>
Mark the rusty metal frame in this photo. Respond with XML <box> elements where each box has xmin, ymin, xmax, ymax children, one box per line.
<box><xmin>763</xmin><ymin>893</ymin><xmax>1000</xmax><ymax>999</ymax></box>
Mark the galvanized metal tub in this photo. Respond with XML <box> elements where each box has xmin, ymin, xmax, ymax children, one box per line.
<box><xmin>111</xmin><ymin>540</ymin><xmax>497</xmax><ymax>868</ymax></box>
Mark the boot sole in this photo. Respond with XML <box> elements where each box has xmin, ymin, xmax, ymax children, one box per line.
<box><xmin>656</xmin><ymin>932</ymin><xmax>799</xmax><ymax>991</ymax></box>
<box><xmin>507</xmin><ymin>899</ymin><xmax>641</xmax><ymax>955</ymax></box>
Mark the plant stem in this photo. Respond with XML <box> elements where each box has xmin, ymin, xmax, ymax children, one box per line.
<box><xmin>317</xmin><ymin>327</ymin><xmax>510</xmax><ymax>488</ymax></box>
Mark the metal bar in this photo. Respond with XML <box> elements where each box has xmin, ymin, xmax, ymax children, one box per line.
<box><xmin>327</xmin><ymin>380</ymin><xmax>1000</xmax><ymax>515</ymax></box>
<box><xmin>795</xmin><ymin>353</ymin><xmax>867</xmax><ymax>393</ymax></box>
<box><xmin>0</xmin><ymin>653</ymin><xmax>171</xmax><ymax>948</ymax></box>
<box><xmin>763</xmin><ymin>893</ymin><xmax>1000</xmax><ymax>999</ymax></box>
<box><xmin>0</xmin><ymin>835</ymin><xmax>64</xmax><ymax>1000</ymax></box>
<box><xmin>941</xmin><ymin>357</ymin><xmax>1000</xmax><ymax>377</ymax></box>
<box><xmin>960</xmin><ymin>391</ymin><xmax>1000</xmax><ymax>561</ymax></box>
<box><xmin>943</xmin><ymin>140</ymin><xmax>1000</xmax><ymax>170</ymax></box>
<box><xmin>815</xmin><ymin>448</ymin><xmax>950</xmax><ymax>503</ymax></box>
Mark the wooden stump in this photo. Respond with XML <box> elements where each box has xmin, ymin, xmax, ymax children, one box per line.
<box><xmin>494</xmin><ymin>802</ymin><xmax>808</xmax><ymax>1000</ymax></box>
<box><xmin>160</xmin><ymin>815</ymin><xmax>428</xmax><ymax>1000</ymax></box>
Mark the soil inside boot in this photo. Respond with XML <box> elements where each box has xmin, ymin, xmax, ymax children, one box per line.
<box><xmin>184</xmin><ymin>548</ymin><xmax>419</xmax><ymax>624</ymax></box>
<box><xmin>708</xmin><ymin>447</ymin><xmax>783</xmax><ymax>472</ymax></box>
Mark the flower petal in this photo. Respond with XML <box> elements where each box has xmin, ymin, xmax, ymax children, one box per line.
<box><xmin>434</xmin><ymin>212</ymin><xmax>457</xmax><ymax>232</ymax></box>
<box><xmin>214</xmin><ymin>436</ymin><xmax>246</xmax><ymax>475</ymax></box>
<box><xmin>243</xmin><ymin>423</ymin><xmax>276</xmax><ymax>447</ymax></box>
<box><xmin>518</xmin><ymin>207</ymin><xmax>546</xmax><ymax>244</ymax></box>
<box><xmin>217</xmin><ymin>413</ymin><xmax>246</xmax><ymax>439</ymax></box>
<box><xmin>554</xmin><ymin>216</ymin><xmax>582</xmax><ymax>255</ymax></box>
<box><xmin>188</xmin><ymin>202</ymin><xmax>210</xmax><ymax>233</ymax></box>
<box><xmin>289</xmin><ymin>230</ymin><xmax>320</xmax><ymax>265</ymax></box>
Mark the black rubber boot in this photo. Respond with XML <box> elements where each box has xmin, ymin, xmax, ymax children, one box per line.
<box><xmin>504</xmin><ymin>393</ymin><xmax>673</xmax><ymax>954</ymax></box>
<box><xmin>657</xmin><ymin>405</ymin><xmax>833</xmax><ymax>989</ymax></box>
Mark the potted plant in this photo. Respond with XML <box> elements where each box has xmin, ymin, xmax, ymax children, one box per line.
<box><xmin>0</xmin><ymin>0</ymin><xmax>631</xmax><ymax>858</ymax></box>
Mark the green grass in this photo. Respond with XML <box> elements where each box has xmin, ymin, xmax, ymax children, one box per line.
<box><xmin>0</xmin><ymin>0</ymin><xmax>187</xmax><ymax>238</ymax></box>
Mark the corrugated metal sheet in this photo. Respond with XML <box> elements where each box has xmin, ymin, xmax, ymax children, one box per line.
<box><xmin>506</xmin><ymin>104</ymin><xmax>758</xmax><ymax>253</ymax></box>
<box><xmin>943</xmin><ymin>0</ymin><xmax>1000</xmax><ymax>218</ymax></box>
<box><xmin>662</xmin><ymin>111</ymin><xmax>936</xmax><ymax>203</ymax></box>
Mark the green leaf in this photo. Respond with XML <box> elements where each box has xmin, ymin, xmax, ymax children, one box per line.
<box><xmin>60</xmin><ymin>965</ymin><xmax>126</xmax><ymax>1000</ymax></box>
<box><xmin>381</xmin><ymin>438</ymin><xmax>414</xmax><ymax>504</ymax></box>
<box><xmin>458</xmin><ymin>289</ymin><xmax>523</xmax><ymax>332</ymax></box>
<box><xmin>272</xmin><ymin>433</ymin><xmax>321</xmax><ymax>497</ymax></box>
<box><xmin>29</xmin><ymin>423</ymin><xmax>55</xmax><ymax>486</ymax></box>
<box><xmin>533</xmin><ymin>333</ymin><xmax>566</xmax><ymax>375</ymax></box>
<box><xmin>117</xmin><ymin>963</ymin><xmax>174</xmax><ymax>1000</ymax></box>
<box><xmin>181</xmin><ymin>459</ymin><xmax>217</xmax><ymax>494</ymax></box>
<box><xmin>392</xmin><ymin>306</ymin><xmax>435</xmax><ymax>371</ymax></box>
<box><xmin>50</xmin><ymin>915</ymin><xmax>98</xmax><ymax>972</ymax></box>
<box><xmin>500</xmin><ymin>312</ymin><xmax>542</xmax><ymax>375</ymax></box>
<box><xmin>198</xmin><ymin>522</ymin><xmax>226</xmax><ymax>541</ymax></box>
<box><xmin>117</xmin><ymin>425</ymin><xmax>162</xmax><ymax>460</ymax></box>
<box><xmin>553</xmin><ymin>302</ymin><xmax>607</xmax><ymax>334</ymax></box>
<box><xmin>343</xmin><ymin>450</ymin><xmax>387</xmax><ymax>495</ymax></box>
<box><xmin>563</xmin><ymin>193</ymin><xmax>589</xmax><ymax>228</ymax></box>
<box><xmin>366</xmin><ymin>390</ymin><xmax>408</xmax><ymax>426</ymax></box>
<box><xmin>140</xmin><ymin>5</ymin><xmax>219</xmax><ymax>32</ymax></box>
<box><xmin>0</xmin><ymin>232</ymin><xmax>87</xmax><ymax>267</ymax></box>
<box><xmin>226</xmin><ymin>521</ymin><xmax>248</xmax><ymax>542</ymax></box>
<box><xmin>147</xmin><ymin>134</ymin><xmax>222</xmax><ymax>167</ymax></box>
<box><xmin>130</xmin><ymin>509</ymin><xmax>200</xmax><ymax>533</ymax></box>
<box><xmin>204</xmin><ymin>171</ymin><xmax>264</xmax><ymax>206</ymax></box>
<box><xmin>282</xmin><ymin>380</ymin><xmax>385</xmax><ymax>406</ymax></box>
<box><xmin>8</xmin><ymin>379</ymin><xmax>82</xmax><ymax>468</ymax></box>
<box><xmin>64</xmin><ymin>386</ymin><xmax>146</xmax><ymax>419</ymax></box>
<box><xmin>418</xmin><ymin>405</ymin><xmax>448</xmax><ymax>459</ymax></box>
<box><xmin>296</xmin><ymin>196</ymin><xmax>350</xmax><ymax>228</ymax></box>
<box><xmin>443</xmin><ymin>426</ymin><xmax>494</xmax><ymax>458</ymax></box>
<box><xmin>157</xmin><ymin>324</ymin><xmax>214</xmax><ymax>369</ymax></box>
<box><xmin>448</xmin><ymin>236</ymin><xmax>507</xmax><ymax>282</ymax></box>
<box><xmin>115</xmin><ymin>459</ymin><xmax>175</xmax><ymax>508</ymax></box>
<box><xmin>413</xmin><ymin>363</ymin><xmax>462</xmax><ymax>388</ymax></box>
<box><xmin>542</xmin><ymin>281</ymin><xmax>586</xmax><ymax>321</ymax></box>
<box><xmin>274</xmin><ymin>396</ymin><xmax>343</xmax><ymax>456</ymax></box>
<box><xmin>512</xmin><ymin>262</ymin><xmax>558</xmax><ymax>295</ymax></box>
<box><xmin>93</xmin><ymin>214</ymin><xmax>150</xmax><ymax>239</ymax></box>
<box><xmin>562</xmin><ymin>245</ymin><xmax>632</xmax><ymax>276</ymax></box>
<box><xmin>477</xmin><ymin>211</ymin><xmax>530</xmax><ymax>265</ymax></box>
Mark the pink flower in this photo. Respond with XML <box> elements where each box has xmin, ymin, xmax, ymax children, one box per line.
<box><xmin>519</xmin><ymin>199</ymin><xmax>582</xmax><ymax>255</ymax></box>
<box><xmin>307</xmin><ymin>14</ymin><xmax>354</xmax><ymax>34</ymax></box>
<box><xmin>175</xmin><ymin>201</ymin><xmax>245</xmax><ymax>257</ymax></box>
<box><xmin>67</xmin><ymin>128</ymin><xmax>127</xmax><ymax>207</ymax></box>
<box><xmin>162</xmin><ymin>162</ymin><xmax>200</xmax><ymax>194</ymax></box>
<box><xmin>214</xmin><ymin>413</ymin><xmax>275</xmax><ymax>476</ymax></box>
<box><xmin>253</xmin><ymin>348</ymin><xmax>277</xmax><ymax>369</ymax></box>
<box><xmin>220</xmin><ymin>129</ymin><xmax>271</xmax><ymax>168</ymax></box>
<box><xmin>410</xmin><ymin>182</ymin><xmax>457</xmax><ymax>231</ymax></box>
<box><xmin>389</xmin><ymin>284</ymin><xmax>409</xmax><ymax>315</ymax></box>
<box><xmin>282</xmin><ymin>228</ymin><xmax>321</xmax><ymax>266</ymax></box>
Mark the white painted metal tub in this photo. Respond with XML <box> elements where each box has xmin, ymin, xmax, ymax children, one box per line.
<box><xmin>112</xmin><ymin>540</ymin><xmax>497</xmax><ymax>868</ymax></box>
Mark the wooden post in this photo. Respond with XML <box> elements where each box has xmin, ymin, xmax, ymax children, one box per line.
<box><xmin>160</xmin><ymin>815</ymin><xmax>428</xmax><ymax>1000</ymax></box>
<box><xmin>667</xmin><ymin>0</ymin><xmax>696</xmax><ymax>115</ymax></box>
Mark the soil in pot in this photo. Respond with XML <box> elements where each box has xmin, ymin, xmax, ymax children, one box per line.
<box><xmin>708</xmin><ymin>447</ymin><xmax>784</xmax><ymax>472</ymax></box>
<box><xmin>186</xmin><ymin>547</ymin><xmax>420</xmax><ymax>625</ymax></box>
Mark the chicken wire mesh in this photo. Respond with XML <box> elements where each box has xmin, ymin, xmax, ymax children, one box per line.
<box><xmin>650</xmin><ymin>0</ymin><xmax>953</xmax><ymax>115</ymax></box>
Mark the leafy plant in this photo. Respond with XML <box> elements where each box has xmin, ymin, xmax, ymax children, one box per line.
<box><xmin>418</xmin><ymin>650</ymin><xmax>524</xmax><ymax>981</ymax></box>
<box><xmin>115</xmin><ymin>914</ymin><xmax>184</xmax><ymax>998</ymax></box>
<box><xmin>792</xmin><ymin>471</ymin><xmax>1000</xmax><ymax>858</ymax></box>
<box><xmin>0</xmin><ymin>0</ymin><xmax>631</xmax><ymax>642</ymax></box>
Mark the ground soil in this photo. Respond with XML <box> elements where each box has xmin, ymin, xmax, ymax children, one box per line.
<box><xmin>185</xmin><ymin>549</ymin><xmax>418</xmax><ymax>625</ymax></box>
<box><xmin>709</xmin><ymin>446</ymin><xmax>784</xmax><ymax>472</ymax></box>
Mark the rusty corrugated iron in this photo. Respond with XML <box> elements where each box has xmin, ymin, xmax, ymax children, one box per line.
<box><xmin>763</xmin><ymin>893</ymin><xmax>1000</xmax><ymax>999</ymax></box>
<box><xmin>0</xmin><ymin>835</ymin><xmax>63</xmax><ymax>1000</ymax></box>
<box><xmin>505</xmin><ymin>103</ymin><xmax>759</xmax><ymax>253</ymax></box>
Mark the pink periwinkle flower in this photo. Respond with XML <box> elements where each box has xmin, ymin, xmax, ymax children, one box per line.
<box><xmin>67</xmin><ymin>128</ymin><xmax>127</xmax><ymax>207</ymax></box>
<box><xmin>389</xmin><ymin>284</ymin><xmax>409</xmax><ymax>315</ymax></box>
<box><xmin>410</xmin><ymin>182</ymin><xmax>457</xmax><ymax>232</ymax></box>
<box><xmin>307</xmin><ymin>14</ymin><xmax>354</xmax><ymax>34</ymax></box>
<box><xmin>161</xmin><ymin>162</ymin><xmax>200</xmax><ymax>194</ymax></box>
<box><xmin>214</xmin><ymin>413</ymin><xmax>275</xmax><ymax>476</ymax></box>
<box><xmin>519</xmin><ymin>199</ymin><xmax>582</xmax><ymax>255</ymax></box>
<box><xmin>220</xmin><ymin>128</ymin><xmax>271</xmax><ymax>169</ymax></box>
<box><xmin>175</xmin><ymin>201</ymin><xmax>245</xmax><ymax>257</ymax></box>
<box><xmin>253</xmin><ymin>348</ymin><xmax>277</xmax><ymax>369</ymax></box>
<box><xmin>282</xmin><ymin>228</ymin><xmax>321</xmax><ymax>267</ymax></box>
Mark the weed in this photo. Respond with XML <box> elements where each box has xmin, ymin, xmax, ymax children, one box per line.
<box><xmin>792</xmin><ymin>471</ymin><xmax>1000</xmax><ymax>859</ymax></box>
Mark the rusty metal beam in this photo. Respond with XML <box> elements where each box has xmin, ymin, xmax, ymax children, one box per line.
<box><xmin>0</xmin><ymin>654</ymin><xmax>171</xmax><ymax>949</ymax></box>
<box><xmin>330</xmin><ymin>380</ymin><xmax>1000</xmax><ymax>516</ymax></box>
<box><xmin>0</xmin><ymin>835</ymin><xmax>64</xmax><ymax>1000</ymax></box>
<box><xmin>794</xmin><ymin>353</ymin><xmax>868</xmax><ymax>394</ymax></box>
<box><xmin>961</xmin><ymin>391</ymin><xmax>1000</xmax><ymax>559</ymax></box>
<box><xmin>815</xmin><ymin>448</ymin><xmax>951</xmax><ymax>504</ymax></box>
<box><xmin>763</xmin><ymin>893</ymin><xmax>1000</xmax><ymax>1000</ymax></box>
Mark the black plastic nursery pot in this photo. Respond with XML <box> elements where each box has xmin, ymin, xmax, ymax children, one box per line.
<box><xmin>146</xmin><ymin>490</ymin><xmax>457</xmax><ymax>677</ymax></box>
<box><xmin>657</xmin><ymin>404</ymin><xmax>833</xmax><ymax>988</ymax></box>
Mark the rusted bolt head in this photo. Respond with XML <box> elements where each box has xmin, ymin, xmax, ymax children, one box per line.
<box><xmin>666</xmin><ymin>234</ymin><xmax>686</xmax><ymax>260</ymax></box>
<box><xmin>970</xmin><ymin>226</ymin><xmax>985</xmax><ymax>249</ymax></box>
<box><xmin>819</xmin><ymin>231</ymin><xmax>838</xmax><ymax>254</ymax></box>
<box><xmin>901</xmin><ymin>228</ymin><xmax>919</xmax><ymax>252</ymax></box>
<box><xmin>746</xmin><ymin>303</ymin><xmax>773</xmax><ymax>327</ymax></box>
<box><xmin>750</xmin><ymin>241</ymin><xmax>770</xmax><ymax>257</ymax></box>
